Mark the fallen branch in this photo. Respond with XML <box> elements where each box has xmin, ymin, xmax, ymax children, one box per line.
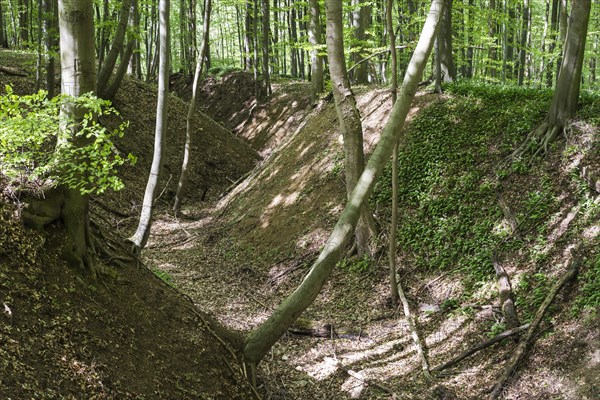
<box><xmin>0</xmin><ymin>66</ymin><xmax>27</xmax><ymax>76</ymax></box>
<box><xmin>432</xmin><ymin>323</ymin><xmax>530</xmax><ymax>372</ymax></box>
<box><xmin>489</xmin><ymin>247</ymin><xmax>582</xmax><ymax>399</ymax></box>
<box><xmin>397</xmin><ymin>279</ymin><xmax>431</xmax><ymax>380</ymax></box>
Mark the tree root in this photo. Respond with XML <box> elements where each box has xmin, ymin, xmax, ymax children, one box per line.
<box><xmin>492</xmin><ymin>252</ymin><xmax>520</xmax><ymax>330</ymax></box>
<box><xmin>510</xmin><ymin>120</ymin><xmax>565</xmax><ymax>161</ymax></box>
<box><xmin>489</xmin><ymin>245</ymin><xmax>582</xmax><ymax>399</ymax></box>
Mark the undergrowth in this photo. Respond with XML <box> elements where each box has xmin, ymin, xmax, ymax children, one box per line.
<box><xmin>373</xmin><ymin>82</ymin><xmax>556</xmax><ymax>295</ymax></box>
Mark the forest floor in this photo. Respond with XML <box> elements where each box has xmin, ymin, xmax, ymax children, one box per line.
<box><xmin>149</xmin><ymin>73</ymin><xmax>600</xmax><ymax>399</ymax></box>
<box><xmin>1</xmin><ymin>50</ymin><xmax>599</xmax><ymax>399</ymax></box>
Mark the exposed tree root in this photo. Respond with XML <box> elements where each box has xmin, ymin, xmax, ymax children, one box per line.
<box><xmin>397</xmin><ymin>279</ymin><xmax>432</xmax><ymax>380</ymax></box>
<box><xmin>492</xmin><ymin>252</ymin><xmax>520</xmax><ymax>330</ymax></box>
<box><xmin>511</xmin><ymin>120</ymin><xmax>565</xmax><ymax>161</ymax></box>
<box><xmin>489</xmin><ymin>245</ymin><xmax>582</xmax><ymax>399</ymax></box>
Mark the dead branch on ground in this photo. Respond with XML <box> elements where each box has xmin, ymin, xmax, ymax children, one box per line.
<box><xmin>489</xmin><ymin>246</ymin><xmax>582</xmax><ymax>399</ymax></box>
<box><xmin>432</xmin><ymin>323</ymin><xmax>530</xmax><ymax>372</ymax></box>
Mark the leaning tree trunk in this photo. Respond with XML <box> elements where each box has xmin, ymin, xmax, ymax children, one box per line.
<box><xmin>57</xmin><ymin>0</ymin><xmax>98</xmax><ymax>273</ymax></box>
<box><xmin>173</xmin><ymin>0</ymin><xmax>211</xmax><ymax>214</ymax></box>
<box><xmin>97</xmin><ymin>0</ymin><xmax>132</xmax><ymax>97</ymax></box>
<box><xmin>326</xmin><ymin>0</ymin><xmax>377</xmax><ymax>256</ymax></box>
<box><xmin>129</xmin><ymin>0</ymin><xmax>169</xmax><ymax>252</ymax></box>
<box><xmin>243</xmin><ymin>0</ymin><xmax>444</xmax><ymax>376</ymax></box>
<box><xmin>513</xmin><ymin>0</ymin><xmax>591</xmax><ymax>158</ymax></box>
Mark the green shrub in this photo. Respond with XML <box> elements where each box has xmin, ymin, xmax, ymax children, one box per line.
<box><xmin>0</xmin><ymin>86</ymin><xmax>135</xmax><ymax>195</ymax></box>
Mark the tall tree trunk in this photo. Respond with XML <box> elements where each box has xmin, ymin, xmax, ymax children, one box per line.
<box><xmin>465</xmin><ymin>0</ymin><xmax>474</xmax><ymax>78</ymax></box>
<box><xmin>437</xmin><ymin>0</ymin><xmax>455</xmax><ymax>82</ymax></box>
<box><xmin>386</xmin><ymin>0</ymin><xmax>399</xmax><ymax>307</ymax></box>
<box><xmin>556</xmin><ymin>0</ymin><xmax>568</xmax><ymax>80</ymax></box>
<box><xmin>514</xmin><ymin>0</ymin><xmax>590</xmax><ymax>157</ymax></box>
<box><xmin>308</xmin><ymin>0</ymin><xmax>323</xmax><ymax>101</ymax></box>
<box><xmin>546</xmin><ymin>0</ymin><xmax>559</xmax><ymax>86</ymax></box>
<box><xmin>487</xmin><ymin>0</ymin><xmax>499</xmax><ymax>78</ymax></box>
<box><xmin>261</xmin><ymin>0</ymin><xmax>271</xmax><ymax>97</ymax></box>
<box><xmin>129</xmin><ymin>0</ymin><xmax>170</xmax><ymax>252</ymax></box>
<box><xmin>243</xmin><ymin>0</ymin><xmax>445</xmax><ymax>373</ymax></box>
<box><xmin>517</xmin><ymin>0</ymin><xmax>530</xmax><ymax>85</ymax></box>
<box><xmin>325</xmin><ymin>0</ymin><xmax>376</xmax><ymax>256</ymax></box>
<box><xmin>0</xmin><ymin>1</ymin><xmax>8</xmax><ymax>48</ymax></box>
<box><xmin>35</xmin><ymin>0</ymin><xmax>43</xmax><ymax>91</ymax></box>
<box><xmin>289</xmin><ymin>3</ymin><xmax>298</xmax><ymax>78</ymax></box>
<box><xmin>173</xmin><ymin>0</ymin><xmax>211</xmax><ymax>214</ymax></box>
<box><xmin>503</xmin><ymin>0</ymin><xmax>516</xmax><ymax>80</ymax></box>
<box><xmin>244</xmin><ymin>0</ymin><xmax>253</xmax><ymax>71</ymax></box>
<box><xmin>97</xmin><ymin>0</ymin><xmax>132</xmax><ymax>96</ymax></box>
<box><xmin>17</xmin><ymin>0</ymin><xmax>28</xmax><ymax>46</ymax></box>
<box><xmin>57</xmin><ymin>0</ymin><xmax>98</xmax><ymax>273</ymax></box>
<box><xmin>351</xmin><ymin>0</ymin><xmax>370</xmax><ymax>84</ymax></box>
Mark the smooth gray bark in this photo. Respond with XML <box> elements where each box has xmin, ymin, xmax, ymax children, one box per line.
<box><xmin>308</xmin><ymin>0</ymin><xmax>323</xmax><ymax>102</ymax></box>
<box><xmin>129</xmin><ymin>0</ymin><xmax>169</xmax><ymax>252</ymax></box>
<box><xmin>243</xmin><ymin>0</ymin><xmax>444</xmax><ymax>370</ymax></box>
<box><xmin>58</xmin><ymin>0</ymin><xmax>98</xmax><ymax>272</ymax></box>
<box><xmin>97</xmin><ymin>0</ymin><xmax>132</xmax><ymax>96</ymax></box>
<box><xmin>326</xmin><ymin>0</ymin><xmax>377</xmax><ymax>256</ymax></box>
<box><xmin>386</xmin><ymin>0</ymin><xmax>399</xmax><ymax>307</ymax></box>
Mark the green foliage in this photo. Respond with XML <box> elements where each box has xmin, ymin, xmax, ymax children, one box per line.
<box><xmin>515</xmin><ymin>272</ymin><xmax>549</xmax><ymax>321</ymax></box>
<box><xmin>207</xmin><ymin>66</ymin><xmax>243</xmax><ymax>78</ymax></box>
<box><xmin>488</xmin><ymin>321</ymin><xmax>506</xmax><ymax>338</ymax></box>
<box><xmin>372</xmin><ymin>82</ymin><xmax>551</xmax><ymax>290</ymax></box>
<box><xmin>572</xmin><ymin>253</ymin><xmax>600</xmax><ymax>316</ymax></box>
<box><xmin>0</xmin><ymin>86</ymin><xmax>135</xmax><ymax>195</ymax></box>
<box><xmin>152</xmin><ymin>268</ymin><xmax>176</xmax><ymax>287</ymax></box>
<box><xmin>338</xmin><ymin>254</ymin><xmax>371</xmax><ymax>273</ymax></box>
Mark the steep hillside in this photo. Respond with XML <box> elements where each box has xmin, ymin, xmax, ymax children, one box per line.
<box><xmin>148</xmin><ymin>79</ymin><xmax>599</xmax><ymax>399</ymax></box>
<box><xmin>0</xmin><ymin>50</ymin><xmax>258</xmax><ymax>399</ymax></box>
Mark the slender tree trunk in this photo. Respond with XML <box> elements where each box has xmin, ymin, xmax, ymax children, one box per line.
<box><xmin>129</xmin><ymin>0</ymin><xmax>170</xmax><ymax>252</ymax></box>
<box><xmin>35</xmin><ymin>0</ymin><xmax>43</xmax><ymax>91</ymax></box>
<box><xmin>325</xmin><ymin>0</ymin><xmax>376</xmax><ymax>256</ymax></box>
<box><xmin>97</xmin><ymin>0</ymin><xmax>109</xmax><ymax>67</ymax></box>
<box><xmin>97</xmin><ymin>0</ymin><xmax>132</xmax><ymax>96</ymax></box>
<box><xmin>351</xmin><ymin>0</ymin><xmax>370</xmax><ymax>84</ymax></box>
<box><xmin>0</xmin><ymin>1</ymin><xmax>8</xmax><ymax>48</ymax></box>
<box><xmin>386</xmin><ymin>0</ymin><xmax>399</xmax><ymax>307</ymax></box>
<box><xmin>103</xmin><ymin>36</ymin><xmax>135</xmax><ymax>99</ymax></box>
<box><xmin>503</xmin><ymin>0</ymin><xmax>516</xmax><ymax>80</ymax></box>
<box><xmin>261</xmin><ymin>0</ymin><xmax>271</xmax><ymax>97</ymax></box>
<box><xmin>243</xmin><ymin>0</ymin><xmax>444</xmax><ymax>372</ymax></box>
<box><xmin>308</xmin><ymin>0</ymin><xmax>323</xmax><ymax>101</ymax></box>
<box><xmin>546</xmin><ymin>0</ymin><xmax>559</xmax><ymax>86</ymax></box>
<box><xmin>17</xmin><ymin>0</ymin><xmax>28</xmax><ymax>46</ymax></box>
<box><xmin>57</xmin><ymin>0</ymin><xmax>98</xmax><ymax>273</ymax></box>
<box><xmin>173</xmin><ymin>0</ymin><xmax>211</xmax><ymax>214</ymax></box>
<box><xmin>244</xmin><ymin>0</ymin><xmax>253</xmax><ymax>71</ymax></box>
<box><xmin>465</xmin><ymin>0</ymin><xmax>474</xmax><ymax>78</ymax></box>
<box><xmin>290</xmin><ymin>4</ymin><xmax>298</xmax><ymax>78</ymax></box>
<box><xmin>556</xmin><ymin>0</ymin><xmax>568</xmax><ymax>80</ymax></box>
<box><xmin>517</xmin><ymin>0</ymin><xmax>530</xmax><ymax>85</ymax></box>
<box><xmin>487</xmin><ymin>0</ymin><xmax>499</xmax><ymax>78</ymax></box>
